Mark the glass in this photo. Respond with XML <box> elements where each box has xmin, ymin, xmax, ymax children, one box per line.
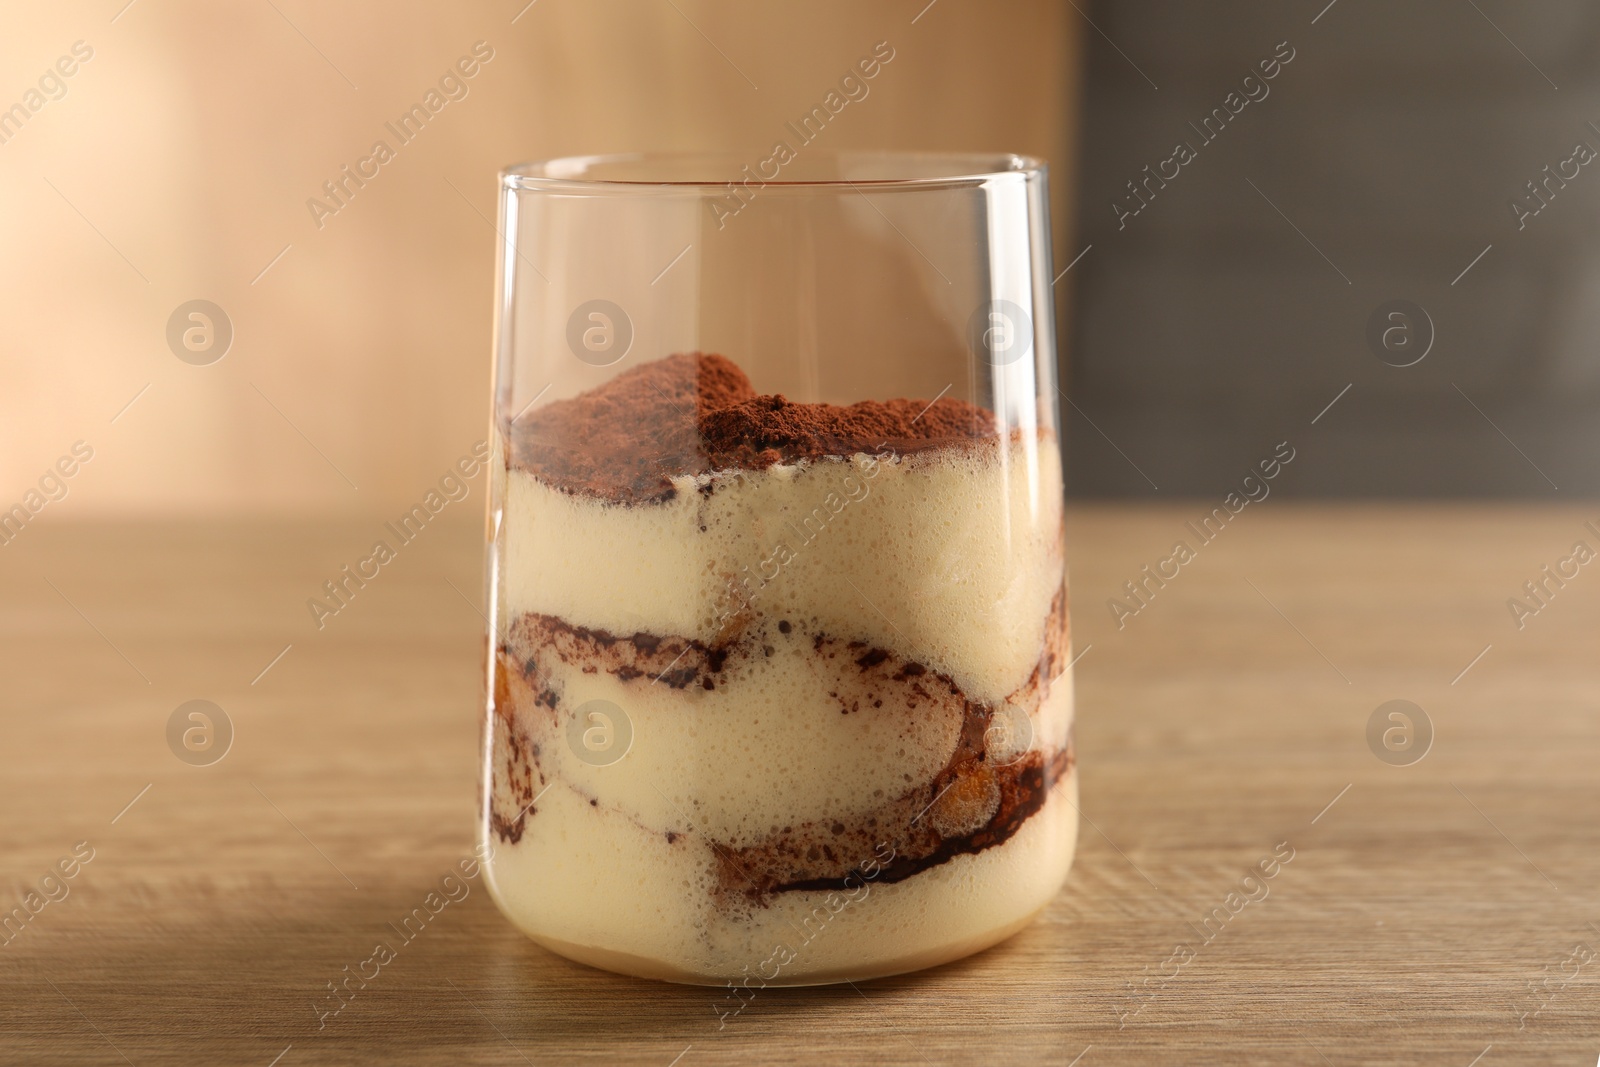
<box><xmin>479</xmin><ymin>151</ymin><xmax>1076</xmax><ymax>985</ymax></box>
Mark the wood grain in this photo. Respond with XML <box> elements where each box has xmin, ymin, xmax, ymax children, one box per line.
<box><xmin>3</xmin><ymin>505</ymin><xmax>1599</xmax><ymax>1065</ymax></box>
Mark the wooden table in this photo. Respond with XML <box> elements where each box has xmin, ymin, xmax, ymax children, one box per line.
<box><xmin>4</xmin><ymin>506</ymin><xmax>1598</xmax><ymax>1065</ymax></box>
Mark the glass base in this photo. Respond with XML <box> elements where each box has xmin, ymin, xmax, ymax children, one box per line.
<box><xmin>520</xmin><ymin>904</ymin><xmax>1051</xmax><ymax>987</ymax></box>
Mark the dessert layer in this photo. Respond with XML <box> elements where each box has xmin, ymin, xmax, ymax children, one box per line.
<box><xmin>488</xmin><ymin>587</ymin><xmax>1072</xmax><ymax>883</ymax></box>
<box><xmin>501</xmin><ymin>437</ymin><xmax>1064</xmax><ymax>704</ymax></box>
<box><xmin>509</xmin><ymin>353</ymin><xmax>996</xmax><ymax>505</ymax></box>
<box><xmin>501</xmin><ymin>353</ymin><xmax>1064</xmax><ymax>701</ymax></box>
<box><xmin>481</xmin><ymin>761</ymin><xmax>1079</xmax><ymax>984</ymax></box>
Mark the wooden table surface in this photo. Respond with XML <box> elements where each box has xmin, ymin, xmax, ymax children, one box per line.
<box><xmin>4</xmin><ymin>505</ymin><xmax>1599</xmax><ymax>1066</ymax></box>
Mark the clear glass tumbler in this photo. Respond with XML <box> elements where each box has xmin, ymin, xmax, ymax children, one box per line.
<box><xmin>479</xmin><ymin>152</ymin><xmax>1076</xmax><ymax>985</ymax></box>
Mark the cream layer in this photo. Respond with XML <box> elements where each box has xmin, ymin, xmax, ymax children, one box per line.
<box><xmin>500</xmin><ymin>436</ymin><xmax>1064</xmax><ymax>706</ymax></box>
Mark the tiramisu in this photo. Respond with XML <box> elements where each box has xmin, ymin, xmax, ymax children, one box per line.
<box><xmin>480</xmin><ymin>352</ymin><xmax>1076</xmax><ymax>984</ymax></box>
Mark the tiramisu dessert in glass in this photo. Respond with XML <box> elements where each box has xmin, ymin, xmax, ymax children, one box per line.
<box><xmin>480</xmin><ymin>152</ymin><xmax>1075</xmax><ymax>985</ymax></box>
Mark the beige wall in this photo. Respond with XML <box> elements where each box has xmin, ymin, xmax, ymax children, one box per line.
<box><xmin>0</xmin><ymin>0</ymin><xmax>1078</xmax><ymax>516</ymax></box>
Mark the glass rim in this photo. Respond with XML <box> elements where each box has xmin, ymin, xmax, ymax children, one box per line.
<box><xmin>500</xmin><ymin>150</ymin><xmax>1045</xmax><ymax>191</ymax></box>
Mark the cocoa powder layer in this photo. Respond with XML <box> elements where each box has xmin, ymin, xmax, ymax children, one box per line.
<box><xmin>509</xmin><ymin>353</ymin><xmax>997</xmax><ymax>504</ymax></box>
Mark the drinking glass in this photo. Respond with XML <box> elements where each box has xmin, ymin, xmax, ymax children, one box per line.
<box><xmin>479</xmin><ymin>151</ymin><xmax>1075</xmax><ymax>985</ymax></box>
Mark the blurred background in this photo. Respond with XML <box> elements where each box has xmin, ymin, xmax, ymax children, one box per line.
<box><xmin>1069</xmin><ymin>0</ymin><xmax>1597</xmax><ymax>498</ymax></box>
<box><xmin>4</xmin><ymin>0</ymin><xmax>1591</xmax><ymax>520</ymax></box>
<box><xmin>0</xmin><ymin>0</ymin><xmax>1078</xmax><ymax>518</ymax></box>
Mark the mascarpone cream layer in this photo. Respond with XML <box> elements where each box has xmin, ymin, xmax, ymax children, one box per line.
<box><xmin>501</xmin><ymin>436</ymin><xmax>1064</xmax><ymax>706</ymax></box>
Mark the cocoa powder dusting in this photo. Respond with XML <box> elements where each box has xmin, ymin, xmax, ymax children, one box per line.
<box><xmin>509</xmin><ymin>352</ymin><xmax>996</xmax><ymax>503</ymax></box>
